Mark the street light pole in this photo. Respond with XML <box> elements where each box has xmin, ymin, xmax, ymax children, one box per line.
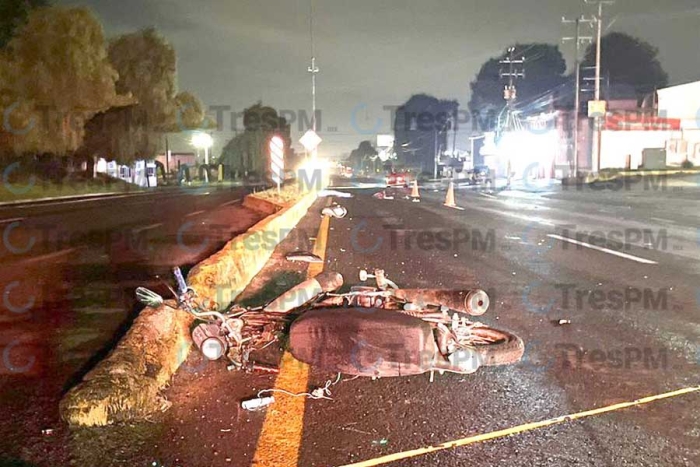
<box><xmin>308</xmin><ymin>0</ymin><xmax>320</xmax><ymax>159</ymax></box>
<box><xmin>192</xmin><ymin>132</ymin><xmax>213</xmax><ymax>184</ymax></box>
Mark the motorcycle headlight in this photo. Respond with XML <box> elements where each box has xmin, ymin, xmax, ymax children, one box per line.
<box><xmin>449</xmin><ymin>348</ymin><xmax>481</xmax><ymax>374</ymax></box>
<box><xmin>465</xmin><ymin>289</ymin><xmax>490</xmax><ymax>316</ymax></box>
<box><xmin>201</xmin><ymin>337</ymin><xmax>226</xmax><ymax>360</ymax></box>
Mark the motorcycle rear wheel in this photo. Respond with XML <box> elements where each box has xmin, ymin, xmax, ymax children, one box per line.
<box><xmin>467</xmin><ymin>326</ymin><xmax>524</xmax><ymax>366</ymax></box>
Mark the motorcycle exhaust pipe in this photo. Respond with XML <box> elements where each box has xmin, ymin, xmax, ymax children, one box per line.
<box><xmin>393</xmin><ymin>289</ymin><xmax>490</xmax><ymax>316</ymax></box>
<box><xmin>263</xmin><ymin>271</ymin><xmax>344</xmax><ymax>313</ymax></box>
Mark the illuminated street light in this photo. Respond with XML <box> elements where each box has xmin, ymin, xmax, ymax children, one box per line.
<box><xmin>192</xmin><ymin>132</ymin><xmax>213</xmax><ymax>152</ymax></box>
<box><xmin>191</xmin><ymin>132</ymin><xmax>214</xmax><ymax>183</ymax></box>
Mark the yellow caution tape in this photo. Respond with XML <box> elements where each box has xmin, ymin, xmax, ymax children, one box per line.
<box><xmin>340</xmin><ymin>385</ymin><xmax>700</xmax><ymax>467</ymax></box>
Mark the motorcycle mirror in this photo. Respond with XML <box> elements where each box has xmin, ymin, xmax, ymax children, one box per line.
<box><xmin>135</xmin><ymin>287</ymin><xmax>164</xmax><ymax>308</ymax></box>
<box><xmin>173</xmin><ymin>266</ymin><xmax>188</xmax><ymax>295</ymax></box>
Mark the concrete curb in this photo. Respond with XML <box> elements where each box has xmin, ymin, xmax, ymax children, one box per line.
<box><xmin>59</xmin><ymin>190</ymin><xmax>318</xmax><ymax>426</ymax></box>
<box><xmin>0</xmin><ymin>190</ymin><xmax>145</xmax><ymax>207</ymax></box>
<box><xmin>581</xmin><ymin>168</ymin><xmax>700</xmax><ymax>184</ymax></box>
<box><xmin>187</xmin><ymin>191</ymin><xmax>318</xmax><ymax>309</ymax></box>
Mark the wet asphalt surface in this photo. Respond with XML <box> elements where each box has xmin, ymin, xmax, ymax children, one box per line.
<box><xmin>295</xmin><ymin>177</ymin><xmax>700</xmax><ymax>467</ymax></box>
<box><xmin>2</xmin><ymin>175</ymin><xmax>700</xmax><ymax>466</ymax></box>
<box><xmin>0</xmin><ymin>185</ymin><xmax>262</xmax><ymax>466</ymax></box>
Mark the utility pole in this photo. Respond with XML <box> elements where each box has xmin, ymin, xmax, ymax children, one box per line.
<box><xmin>434</xmin><ymin>128</ymin><xmax>439</xmax><ymax>179</ymax></box>
<box><xmin>499</xmin><ymin>47</ymin><xmax>526</xmax><ymax>131</ymax></box>
<box><xmin>499</xmin><ymin>47</ymin><xmax>525</xmax><ymax>185</ymax></box>
<box><xmin>562</xmin><ymin>16</ymin><xmax>594</xmax><ymax>177</ymax></box>
<box><xmin>585</xmin><ymin>0</ymin><xmax>615</xmax><ymax>174</ymax></box>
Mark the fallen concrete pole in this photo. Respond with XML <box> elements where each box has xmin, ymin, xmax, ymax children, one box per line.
<box><xmin>59</xmin><ymin>303</ymin><xmax>193</xmax><ymax>426</ymax></box>
<box><xmin>60</xmin><ymin>189</ymin><xmax>318</xmax><ymax>426</ymax></box>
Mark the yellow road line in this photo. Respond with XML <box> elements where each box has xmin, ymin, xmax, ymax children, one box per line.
<box><xmin>308</xmin><ymin>213</ymin><xmax>331</xmax><ymax>278</ymax></box>
<box><xmin>252</xmin><ymin>200</ymin><xmax>332</xmax><ymax>467</ymax></box>
<box><xmin>340</xmin><ymin>385</ymin><xmax>700</xmax><ymax>467</ymax></box>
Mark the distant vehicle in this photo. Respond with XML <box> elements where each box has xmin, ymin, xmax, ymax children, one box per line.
<box><xmin>469</xmin><ymin>165</ymin><xmax>491</xmax><ymax>185</ymax></box>
<box><xmin>386</xmin><ymin>171</ymin><xmax>410</xmax><ymax>187</ymax></box>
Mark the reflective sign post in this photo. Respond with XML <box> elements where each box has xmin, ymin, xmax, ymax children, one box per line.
<box><xmin>270</xmin><ymin>136</ymin><xmax>285</xmax><ymax>194</ymax></box>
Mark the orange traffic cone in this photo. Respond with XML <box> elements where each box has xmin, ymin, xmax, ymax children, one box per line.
<box><xmin>444</xmin><ymin>181</ymin><xmax>464</xmax><ymax>210</ymax></box>
<box><xmin>410</xmin><ymin>180</ymin><xmax>420</xmax><ymax>202</ymax></box>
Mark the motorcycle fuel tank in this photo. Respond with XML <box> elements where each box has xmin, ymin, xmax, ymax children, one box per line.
<box><xmin>289</xmin><ymin>307</ymin><xmax>440</xmax><ymax>377</ymax></box>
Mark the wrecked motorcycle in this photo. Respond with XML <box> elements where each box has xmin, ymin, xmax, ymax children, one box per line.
<box><xmin>135</xmin><ymin>267</ymin><xmax>524</xmax><ymax>378</ymax></box>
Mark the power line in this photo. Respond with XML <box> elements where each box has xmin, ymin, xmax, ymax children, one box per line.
<box><xmin>499</xmin><ymin>46</ymin><xmax>526</xmax><ymax>132</ymax></box>
<box><xmin>584</xmin><ymin>0</ymin><xmax>615</xmax><ymax>174</ymax></box>
<box><xmin>499</xmin><ymin>47</ymin><xmax>526</xmax><ymax>104</ymax></box>
<box><xmin>562</xmin><ymin>15</ymin><xmax>595</xmax><ymax>176</ymax></box>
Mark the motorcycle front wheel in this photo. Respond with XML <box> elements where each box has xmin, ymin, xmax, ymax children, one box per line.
<box><xmin>466</xmin><ymin>326</ymin><xmax>525</xmax><ymax>366</ymax></box>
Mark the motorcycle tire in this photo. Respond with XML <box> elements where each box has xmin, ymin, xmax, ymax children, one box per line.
<box><xmin>468</xmin><ymin>326</ymin><xmax>525</xmax><ymax>366</ymax></box>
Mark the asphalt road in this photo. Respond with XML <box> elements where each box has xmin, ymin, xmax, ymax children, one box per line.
<box><xmin>4</xmin><ymin>174</ymin><xmax>700</xmax><ymax>466</ymax></box>
<box><xmin>0</xmin><ymin>185</ymin><xmax>264</xmax><ymax>466</ymax></box>
<box><xmin>171</xmin><ymin>175</ymin><xmax>698</xmax><ymax>467</ymax></box>
<box><xmin>298</xmin><ymin>176</ymin><xmax>700</xmax><ymax>466</ymax></box>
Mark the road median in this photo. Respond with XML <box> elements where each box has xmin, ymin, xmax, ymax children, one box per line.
<box><xmin>59</xmin><ymin>185</ymin><xmax>318</xmax><ymax>426</ymax></box>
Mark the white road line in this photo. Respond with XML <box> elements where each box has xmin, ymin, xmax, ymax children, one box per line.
<box><xmin>132</xmin><ymin>222</ymin><xmax>163</xmax><ymax>234</ymax></box>
<box><xmin>479</xmin><ymin>192</ymin><xmax>496</xmax><ymax>199</ymax></box>
<box><xmin>222</xmin><ymin>198</ymin><xmax>242</xmax><ymax>207</ymax></box>
<box><xmin>185</xmin><ymin>210</ymin><xmax>206</xmax><ymax>218</ymax></box>
<box><xmin>19</xmin><ymin>247</ymin><xmax>84</xmax><ymax>265</ymax></box>
<box><xmin>650</xmin><ymin>217</ymin><xmax>676</xmax><ymax>224</ymax></box>
<box><xmin>547</xmin><ymin>234</ymin><xmax>658</xmax><ymax>265</ymax></box>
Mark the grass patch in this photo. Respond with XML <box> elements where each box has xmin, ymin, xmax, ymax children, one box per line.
<box><xmin>0</xmin><ymin>173</ymin><xmax>145</xmax><ymax>203</ymax></box>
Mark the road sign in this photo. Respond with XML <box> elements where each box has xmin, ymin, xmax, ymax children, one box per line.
<box><xmin>588</xmin><ymin>100</ymin><xmax>607</xmax><ymax>118</ymax></box>
<box><xmin>299</xmin><ymin>130</ymin><xmax>322</xmax><ymax>152</ymax></box>
<box><xmin>270</xmin><ymin>136</ymin><xmax>284</xmax><ymax>192</ymax></box>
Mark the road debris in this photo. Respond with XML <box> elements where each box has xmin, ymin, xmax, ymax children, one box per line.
<box><xmin>372</xmin><ymin>438</ymin><xmax>390</xmax><ymax>446</ymax></box>
<box><xmin>317</xmin><ymin>190</ymin><xmax>354</xmax><ymax>198</ymax></box>
<box><xmin>322</xmin><ymin>205</ymin><xmax>348</xmax><ymax>218</ymax></box>
<box><xmin>286</xmin><ymin>251</ymin><xmax>324</xmax><ymax>263</ymax></box>
<box><xmin>557</xmin><ymin>319</ymin><xmax>572</xmax><ymax>326</ymax></box>
<box><xmin>373</xmin><ymin>191</ymin><xmax>394</xmax><ymax>200</ymax></box>
<box><xmin>343</xmin><ymin>426</ymin><xmax>372</xmax><ymax>435</ymax></box>
<box><xmin>241</xmin><ymin>396</ymin><xmax>275</xmax><ymax>411</ymax></box>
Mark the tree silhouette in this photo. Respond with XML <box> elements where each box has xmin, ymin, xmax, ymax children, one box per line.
<box><xmin>347</xmin><ymin>140</ymin><xmax>378</xmax><ymax>173</ymax></box>
<box><xmin>219</xmin><ymin>103</ymin><xmax>293</xmax><ymax>176</ymax></box>
<box><xmin>393</xmin><ymin>94</ymin><xmax>458</xmax><ymax>172</ymax></box>
<box><xmin>468</xmin><ymin>44</ymin><xmax>567</xmax><ymax>130</ymax></box>
<box><xmin>0</xmin><ymin>0</ymin><xmax>48</xmax><ymax>49</ymax></box>
<box><xmin>582</xmin><ymin>32</ymin><xmax>668</xmax><ymax>100</ymax></box>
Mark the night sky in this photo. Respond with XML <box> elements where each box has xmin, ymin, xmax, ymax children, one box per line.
<box><xmin>58</xmin><ymin>0</ymin><xmax>700</xmax><ymax>156</ymax></box>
